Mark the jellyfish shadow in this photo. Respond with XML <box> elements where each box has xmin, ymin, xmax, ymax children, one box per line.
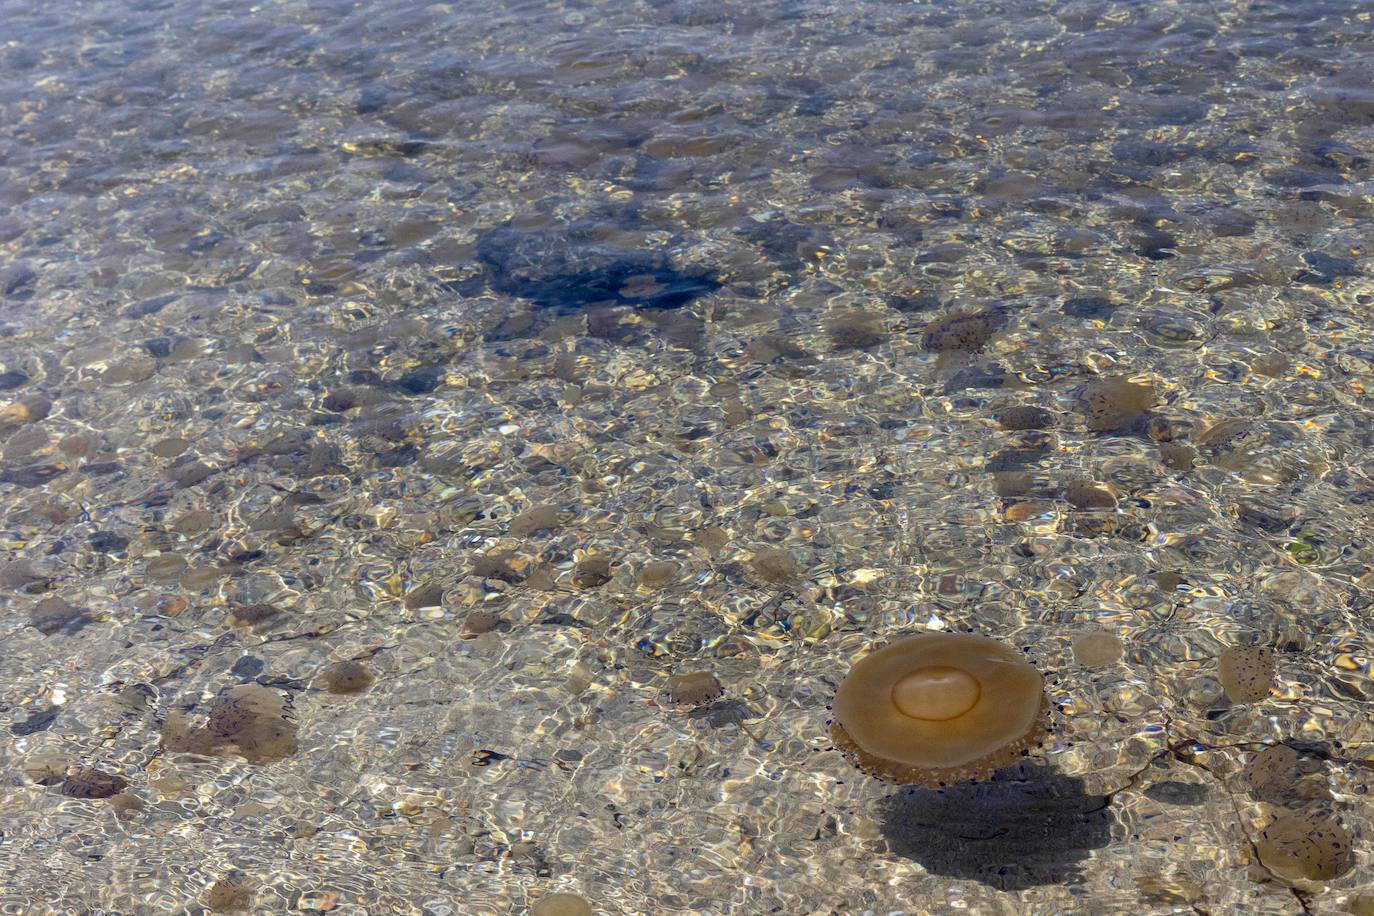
<box><xmin>878</xmin><ymin>763</ymin><xmax>1116</xmax><ymax>891</ymax></box>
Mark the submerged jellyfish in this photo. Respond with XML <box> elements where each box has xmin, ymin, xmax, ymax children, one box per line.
<box><xmin>1219</xmin><ymin>645</ymin><xmax>1275</xmax><ymax>703</ymax></box>
<box><xmin>530</xmin><ymin>893</ymin><xmax>593</xmax><ymax>916</ymax></box>
<box><xmin>666</xmin><ymin>671</ymin><xmax>724</xmax><ymax>707</ymax></box>
<box><xmin>1256</xmin><ymin>808</ymin><xmax>1353</xmax><ymax>883</ymax></box>
<box><xmin>830</xmin><ymin>632</ymin><xmax>1048</xmax><ymax>785</ymax></box>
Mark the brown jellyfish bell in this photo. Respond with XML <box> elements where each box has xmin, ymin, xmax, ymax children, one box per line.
<box><xmin>1218</xmin><ymin>645</ymin><xmax>1275</xmax><ymax>703</ymax></box>
<box><xmin>829</xmin><ymin>631</ymin><xmax>1048</xmax><ymax>785</ymax></box>
<box><xmin>1255</xmin><ymin>807</ymin><xmax>1354</xmax><ymax>885</ymax></box>
<box><xmin>666</xmin><ymin>671</ymin><xmax>724</xmax><ymax>707</ymax></box>
<box><xmin>529</xmin><ymin>892</ymin><xmax>593</xmax><ymax>916</ymax></box>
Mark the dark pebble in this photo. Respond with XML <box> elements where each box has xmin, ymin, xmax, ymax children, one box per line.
<box><xmin>986</xmin><ymin>447</ymin><xmax>1049</xmax><ymax>473</ymax></box>
<box><xmin>122</xmin><ymin>294</ymin><xmax>177</xmax><ymax>319</ymax></box>
<box><xmin>890</xmin><ymin>292</ymin><xmax>941</xmax><ymax>313</ymax></box>
<box><xmin>82</xmin><ymin>461</ymin><xmax>124</xmax><ymax>477</ymax></box>
<box><xmin>1142</xmin><ymin>780</ymin><xmax>1210</xmax><ymax>806</ymax></box>
<box><xmin>29</xmin><ymin>597</ymin><xmax>93</xmax><ymax>636</ymax></box>
<box><xmin>1237</xmin><ymin>503</ymin><xmax>1292</xmax><ymax>533</ymax></box>
<box><xmin>142</xmin><ymin>338</ymin><xmax>173</xmax><ymax>358</ymax></box>
<box><xmin>165</xmin><ymin>459</ymin><xmax>213</xmax><ymax>488</ymax></box>
<box><xmin>347</xmin><ymin>369</ymin><xmax>383</xmax><ymax>386</ymax></box>
<box><xmin>1136</xmin><ymin>229</ymin><xmax>1176</xmax><ymax>260</ymax></box>
<box><xmin>395</xmin><ymin>365</ymin><xmax>445</xmax><ymax>395</ymax></box>
<box><xmin>539</xmin><ymin>613</ymin><xmax>588</xmax><ymax>628</ymax></box>
<box><xmin>11</xmin><ymin>705</ymin><xmax>61</xmax><ymax>736</ymax></box>
<box><xmin>1</xmin><ymin>263</ymin><xmax>36</xmax><ymax>297</ymax></box>
<box><xmin>230</xmin><ymin>656</ymin><xmax>266</xmax><ymax>679</ymax></box>
<box><xmin>357</xmin><ymin>87</ymin><xmax>390</xmax><ymax>114</ymax></box>
<box><xmin>994</xmin><ymin>406</ymin><xmax>1054</xmax><ymax>430</ymax></box>
<box><xmin>322</xmin><ymin>390</ymin><xmax>356</xmax><ymax>412</ymax></box>
<box><xmin>1297</xmin><ymin>251</ymin><xmax>1358</xmax><ymax>284</ymax></box>
<box><xmin>0</xmin><ymin>464</ymin><xmax>66</xmax><ymax>488</ymax></box>
<box><xmin>1062</xmin><ymin>297</ymin><xmax>1115</xmax><ymax>320</ymax></box>
<box><xmin>945</xmin><ymin>365</ymin><xmax>1007</xmax><ymax>392</ymax></box>
<box><xmin>88</xmin><ymin>531</ymin><xmax>129</xmax><ymax>553</ymax></box>
<box><xmin>0</xmin><ymin>370</ymin><xmax>28</xmax><ymax>390</ymax></box>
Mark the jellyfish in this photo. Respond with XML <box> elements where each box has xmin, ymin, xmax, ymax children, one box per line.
<box><xmin>1218</xmin><ymin>646</ymin><xmax>1275</xmax><ymax>703</ymax></box>
<box><xmin>1073</xmin><ymin>631</ymin><xmax>1123</xmax><ymax>667</ymax></box>
<box><xmin>666</xmin><ymin>672</ymin><xmax>724</xmax><ymax>707</ymax></box>
<box><xmin>1256</xmin><ymin>808</ymin><xmax>1353</xmax><ymax>883</ymax></box>
<box><xmin>921</xmin><ymin>310</ymin><xmax>1004</xmax><ymax>353</ymax></box>
<box><xmin>829</xmin><ymin>632</ymin><xmax>1048</xmax><ymax>785</ymax></box>
<box><xmin>1079</xmin><ymin>376</ymin><xmax>1154</xmax><ymax>432</ymax></box>
<box><xmin>530</xmin><ymin>893</ymin><xmax>593</xmax><ymax>916</ymax></box>
<box><xmin>319</xmin><ymin>660</ymin><xmax>375</xmax><ymax>695</ymax></box>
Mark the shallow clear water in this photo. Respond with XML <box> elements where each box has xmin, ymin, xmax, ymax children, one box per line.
<box><xmin>1</xmin><ymin>0</ymin><xmax>1372</xmax><ymax>912</ymax></box>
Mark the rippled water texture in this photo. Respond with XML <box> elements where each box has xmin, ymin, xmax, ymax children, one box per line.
<box><xmin>2</xmin><ymin>0</ymin><xmax>1373</xmax><ymax>912</ymax></box>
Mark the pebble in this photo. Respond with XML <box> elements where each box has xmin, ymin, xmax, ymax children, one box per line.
<box><xmin>1062</xmin><ymin>296</ymin><xmax>1115</xmax><ymax>320</ymax></box>
<box><xmin>994</xmin><ymin>406</ymin><xmax>1053</xmax><ymax>430</ymax></box>
<box><xmin>460</xmin><ymin>609</ymin><xmax>504</xmax><ymax>637</ymax></box>
<box><xmin>1159</xmin><ymin>442</ymin><xmax>1195</xmax><ymax>471</ymax></box>
<box><xmin>88</xmin><ymin>531</ymin><xmax>129</xmax><ymax>553</ymax></box>
<box><xmin>572</xmin><ymin>556</ymin><xmax>613</xmax><ymax>588</ymax></box>
<box><xmin>0</xmin><ymin>395</ymin><xmax>50</xmax><ymax>427</ymax></box>
<box><xmin>28</xmin><ymin>595</ymin><xmax>91</xmax><ymax>635</ymax></box>
<box><xmin>0</xmin><ymin>464</ymin><xmax>66</xmax><ymax>488</ymax></box>
<box><xmin>510</xmin><ymin>504</ymin><xmax>562</xmax><ymax>537</ymax></box>
<box><xmin>637</xmin><ymin>560</ymin><xmax>679</xmax><ymax>587</ymax></box>
<box><xmin>404</xmin><ymin>582</ymin><xmax>445</xmax><ymax>609</ymax></box>
<box><xmin>150</xmin><ymin>437</ymin><xmax>191</xmax><ymax>458</ymax></box>
<box><xmin>146</xmin><ymin>554</ymin><xmax>188</xmax><ymax>580</ymax></box>
<box><xmin>1063</xmin><ymin>479</ymin><xmax>1115</xmax><ymax>509</ymax></box>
